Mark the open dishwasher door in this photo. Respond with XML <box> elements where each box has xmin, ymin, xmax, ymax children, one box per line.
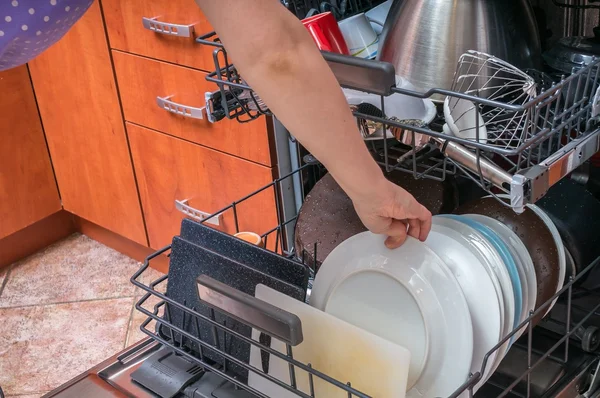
<box><xmin>41</xmin><ymin>331</ymin><xmax>600</xmax><ymax>398</ymax></box>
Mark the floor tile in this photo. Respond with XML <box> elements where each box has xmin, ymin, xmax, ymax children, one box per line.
<box><xmin>0</xmin><ymin>234</ymin><xmax>141</xmax><ymax>307</ymax></box>
<box><xmin>126</xmin><ymin>294</ymin><xmax>164</xmax><ymax>347</ymax></box>
<box><xmin>129</xmin><ymin>265</ymin><xmax>167</xmax><ymax>346</ymax></box>
<box><xmin>0</xmin><ymin>297</ymin><xmax>133</xmax><ymax>395</ymax></box>
<box><xmin>0</xmin><ymin>266</ymin><xmax>9</xmax><ymax>290</ymax></box>
<box><xmin>134</xmin><ymin>265</ymin><xmax>167</xmax><ymax>297</ymax></box>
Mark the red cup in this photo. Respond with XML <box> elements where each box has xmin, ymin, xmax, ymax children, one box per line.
<box><xmin>302</xmin><ymin>12</ymin><xmax>349</xmax><ymax>55</ymax></box>
<box><xmin>592</xmin><ymin>152</ymin><xmax>600</xmax><ymax>167</ymax></box>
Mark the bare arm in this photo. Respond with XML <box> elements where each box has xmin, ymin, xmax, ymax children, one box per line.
<box><xmin>195</xmin><ymin>0</ymin><xmax>431</xmax><ymax>246</ymax></box>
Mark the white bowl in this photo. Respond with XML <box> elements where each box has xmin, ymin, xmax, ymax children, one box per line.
<box><xmin>344</xmin><ymin>75</ymin><xmax>437</xmax><ymax>140</ymax></box>
<box><xmin>443</xmin><ymin>97</ymin><xmax>488</xmax><ymax>144</ymax></box>
<box><xmin>365</xmin><ymin>0</ymin><xmax>392</xmax><ymax>34</ymax></box>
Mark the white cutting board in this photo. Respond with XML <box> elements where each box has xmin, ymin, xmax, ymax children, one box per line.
<box><xmin>248</xmin><ymin>284</ymin><xmax>410</xmax><ymax>397</ymax></box>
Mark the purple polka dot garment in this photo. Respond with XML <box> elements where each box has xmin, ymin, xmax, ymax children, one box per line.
<box><xmin>0</xmin><ymin>0</ymin><xmax>93</xmax><ymax>71</ymax></box>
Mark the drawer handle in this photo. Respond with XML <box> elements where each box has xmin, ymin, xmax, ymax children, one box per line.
<box><xmin>156</xmin><ymin>96</ymin><xmax>207</xmax><ymax>120</ymax></box>
<box><xmin>175</xmin><ymin>199</ymin><xmax>222</xmax><ymax>226</ymax></box>
<box><xmin>142</xmin><ymin>17</ymin><xmax>195</xmax><ymax>38</ymax></box>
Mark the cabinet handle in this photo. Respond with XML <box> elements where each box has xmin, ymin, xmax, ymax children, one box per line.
<box><xmin>156</xmin><ymin>96</ymin><xmax>207</xmax><ymax>120</ymax></box>
<box><xmin>142</xmin><ymin>17</ymin><xmax>195</xmax><ymax>38</ymax></box>
<box><xmin>175</xmin><ymin>199</ymin><xmax>222</xmax><ymax>226</ymax></box>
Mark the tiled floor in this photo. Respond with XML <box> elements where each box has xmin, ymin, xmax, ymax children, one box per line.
<box><xmin>0</xmin><ymin>233</ymin><xmax>164</xmax><ymax>397</ymax></box>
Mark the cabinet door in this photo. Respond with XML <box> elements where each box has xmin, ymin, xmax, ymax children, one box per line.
<box><xmin>102</xmin><ymin>0</ymin><xmax>215</xmax><ymax>71</ymax></box>
<box><xmin>28</xmin><ymin>1</ymin><xmax>147</xmax><ymax>245</ymax></box>
<box><xmin>0</xmin><ymin>66</ymin><xmax>61</xmax><ymax>239</ymax></box>
<box><xmin>127</xmin><ymin>123</ymin><xmax>279</xmax><ymax>249</ymax></box>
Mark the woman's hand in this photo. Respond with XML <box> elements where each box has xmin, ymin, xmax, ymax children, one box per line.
<box><xmin>352</xmin><ymin>178</ymin><xmax>432</xmax><ymax>249</ymax></box>
<box><xmin>194</xmin><ymin>1</ymin><xmax>431</xmax><ymax>248</ymax></box>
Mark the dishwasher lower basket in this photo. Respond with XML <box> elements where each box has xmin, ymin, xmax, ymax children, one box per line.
<box><xmin>131</xmin><ymin>165</ymin><xmax>600</xmax><ymax>398</ymax></box>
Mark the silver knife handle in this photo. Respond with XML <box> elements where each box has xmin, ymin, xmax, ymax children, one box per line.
<box><xmin>175</xmin><ymin>199</ymin><xmax>222</xmax><ymax>226</ymax></box>
<box><xmin>197</xmin><ymin>276</ymin><xmax>304</xmax><ymax>346</ymax></box>
<box><xmin>156</xmin><ymin>96</ymin><xmax>206</xmax><ymax>120</ymax></box>
<box><xmin>142</xmin><ymin>17</ymin><xmax>195</xmax><ymax>37</ymax></box>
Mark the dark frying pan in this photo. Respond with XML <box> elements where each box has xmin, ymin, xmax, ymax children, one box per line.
<box><xmin>295</xmin><ymin>170</ymin><xmax>458</xmax><ymax>268</ymax></box>
<box><xmin>537</xmin><ymin>179</ymin><xmax>600</xmax><ymax>286</ymax></box>
<box><xmin>456</xmin><ymin>197</ymin><xmax>560</xmax><ymax>326</ymax></box>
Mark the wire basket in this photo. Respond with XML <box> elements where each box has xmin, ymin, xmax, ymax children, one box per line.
<box><xmin>131</xmin><ymin>163</ymin><xmax>600</xmax><ymax>398</ymax></box>
<box><xmin>280</xmin><ymin>0</ymin><xmax>387</xmax><ymax>20</ymax></box>
<box><xmin>445</xmin><ymin>52</ymin><xmax>539</xmax><ymax>151</ymax></box>
<box><xmin>196</xmin><ymin>24</ymin><xmax>600</xmax><ymax>213</ymax></box>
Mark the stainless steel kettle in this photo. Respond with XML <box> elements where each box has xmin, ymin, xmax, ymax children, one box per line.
<box><xmin>377</xmin><ymin>0</ymin><xmax>542</xmax><ymax>98</ymax></box>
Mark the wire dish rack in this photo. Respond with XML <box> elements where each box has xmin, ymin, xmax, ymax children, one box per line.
<box><xmin>197</xmin><ymin>27</ymin><xmax>600</xmax><ymax>213</ymax></box>
<box><xmin>131</xmin><ymin>163</ymin><xmax>600</xmax><ymax>398</ymax></box>
<box><xmin>279</xmin><ymin>0</ymin><xmax>387</xmax><ymax>21</ymax></box>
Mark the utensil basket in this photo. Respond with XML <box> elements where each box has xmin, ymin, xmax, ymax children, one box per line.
<box><xmin>131</xmin><ymin>163</ymin><xmax>600</xmax><ymax>398</ymax></box>
<box><xmin>197</xmin><ymin>28</ymin><xmax>600</xmax><ymax>213</ymax></box>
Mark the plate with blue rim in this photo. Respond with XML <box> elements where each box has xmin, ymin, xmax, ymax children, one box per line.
<box><xmin>464</xmin><ymin>213</ymin><xmax>536</xmax><ymax>340</ymax></box>
<box><xmin>432</xmin><ymin>215</ymin><xmax>514</xmax><ymax>389</ymax></box>
<box><xmin>441</xmin><ymin>215</ymin><xmax>522</xmax><ymax>345</ymax></box>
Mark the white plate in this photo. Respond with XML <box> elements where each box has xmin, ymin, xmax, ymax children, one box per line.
<box><xmin>527</xmin><ymin>203</ymin><xmax>566</xmax><ymax>315</ymax></box>
<box><xmin>465</xmin><ymin>214</ymin><xmax>537</xmax><ymax>337</ymax></box>
<box><xmin>492</xmin><ymin>195</ymin><xmax>566</xmax><ymax>316</ymax></box>
<box><xmin>344</xmin><ymin>76</ymin><xmax>437</xmax><ymax>141</ymax></box>
<box><xmin>310</xmin><ymin>232</ymin><xmax>473</xmax><ymax>398</ymax></box>
<box><xmin>425</xmin><ymin>220</ymin><xmax>502</xmax><ymax>393</ymax></box>
<box><xmin>434</xmin><ymin>216</ymin><xmax>513</xmax><ymax>381</ymax></box>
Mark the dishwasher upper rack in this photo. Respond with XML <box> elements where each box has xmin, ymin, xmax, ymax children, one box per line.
<box><xmin>280</xmin><ymin>0</ymin><xmax>387</xmax><ymax>20</ymax></box>
<box><xmin>196</xmin><ymin>30</ymin><xmax>600</xmax><ymax>213</ymax></box>
<box><xmin>130</xmin><ymin>163</ymin><xmax>600</xmax><ymax>398</ymax></box>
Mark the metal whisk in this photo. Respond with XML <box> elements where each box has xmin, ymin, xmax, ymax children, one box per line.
<box><xmin>447</xmin><ymin>51</ymin><xmax>538</xmax><ymax>150</ymax></box>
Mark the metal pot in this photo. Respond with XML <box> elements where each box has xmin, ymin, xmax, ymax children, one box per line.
<box><xmin>543</xmin><ymin>28</ymin><xmax>600</xmax><ymax>75</ymax></box>
<box><xmin>377</xmin><ymin>0</ymin><xmax>542</xmax><ymax>99</ymax></box>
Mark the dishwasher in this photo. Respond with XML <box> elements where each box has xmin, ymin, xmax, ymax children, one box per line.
<box><xmin>42</xmin><ymin>1</ymin><xmax>600</xmax><ymax>397</ymax></box>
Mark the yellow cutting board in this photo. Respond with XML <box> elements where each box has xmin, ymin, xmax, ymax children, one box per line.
<box><xmin>248</xmin><ymin>284</ymin><xmax>410</xmax><ymax>397</ymax></box>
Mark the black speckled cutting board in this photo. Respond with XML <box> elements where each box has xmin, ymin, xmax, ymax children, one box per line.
<box><xmin>165</xmin><ymin>236</ymin><xmax>306</xmax><ymax>379</ymax></box>
<box><xmin>180</xmin><ymin>218</ymin><xmax>310</xmax><ymax>288</ymax></box>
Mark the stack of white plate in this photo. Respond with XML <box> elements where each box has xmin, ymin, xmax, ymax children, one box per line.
<box><xmin>310</xmin><ymin>210</ymin><xmax>566</xmax><ymax>397</ymax></box>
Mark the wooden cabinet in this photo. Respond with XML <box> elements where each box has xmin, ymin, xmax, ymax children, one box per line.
<box><xmin>112</xmin><ymin>51</ymin><xmax>273</xmax><ymax>166</ymax></box>
<box><xmin>1</xmin><ymin>1</ymin><xmax>279</xmax><ymax>261</ymax></box>
<box><xmin>0</xmin><ymin>66</ymin><xmax>61</xmax><ymax>239</ymax></box>
<box><xmin>102</xmin><ymin>0</ymin><xmax>216</xmax><ymax>71</ymax></box>
<box><xmin>28</xmin><ymin>1</ymin><xmax>147</xmax><ymax>245</ymax></box>
<box><xmin>127</xmin><ymin>123</ymin><xmax>278</xmax><ymax>249</ymax></box>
